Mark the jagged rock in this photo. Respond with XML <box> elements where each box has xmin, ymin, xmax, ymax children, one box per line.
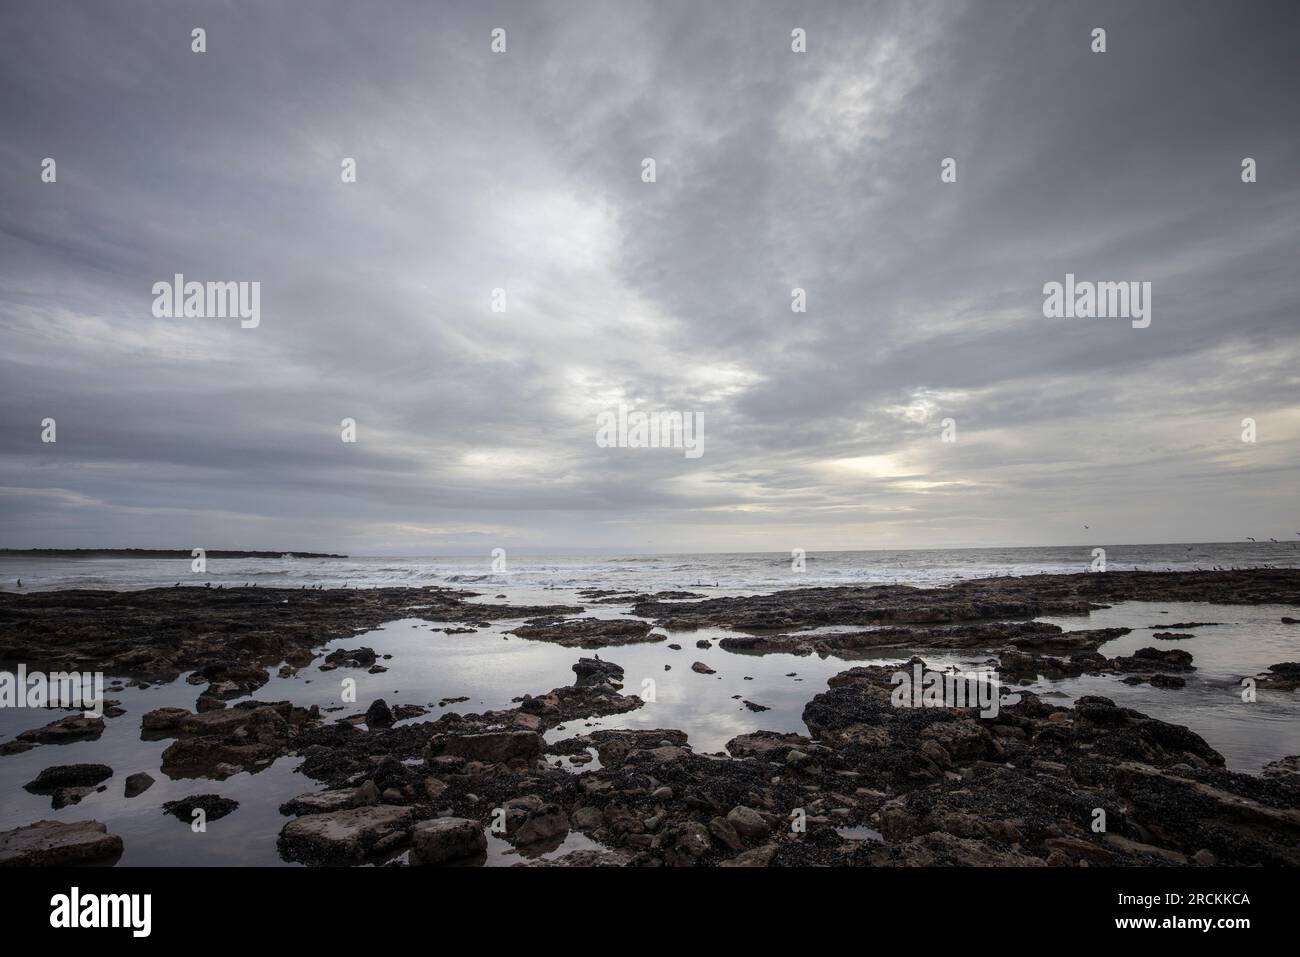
<box><xmin>572</xmin><ymin>657</ymin><xmax>625</xmax><ymax>688</ymax></box>
<box><xmin>365</xmin><ymin>698</ymin><xmax>394</xmax><ymax>727</ymax></box>
<box><xmin>323</xmin><ymin>647</ymin><xmax>377</xmax><ymax>668</ymax></box>
<box><xmin>124</xmin><ymin>772</ymin><xmax>154</xmax><ymax>797</ymax></box>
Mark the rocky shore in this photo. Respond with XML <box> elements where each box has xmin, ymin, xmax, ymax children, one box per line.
<box><xmin>2</xmin><ymin>569</ymin><xmax>1298</xmax><ymax>867</ymax></box>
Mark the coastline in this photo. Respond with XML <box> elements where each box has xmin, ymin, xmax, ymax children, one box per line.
<box><xmin>2</xmin><ymin>569</ymin><xmax>1298</xmax><ymax>867</ymax></box>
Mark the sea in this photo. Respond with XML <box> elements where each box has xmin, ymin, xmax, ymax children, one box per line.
<box><xmin>3</xmin><ymin>541</ymin><xmax>1299</xmax><ymax>595</ymax></box>
<box><xmin>1</xmin><ymin>542</ymin><xmax>1298</xmax><ymax>865</ymax></box>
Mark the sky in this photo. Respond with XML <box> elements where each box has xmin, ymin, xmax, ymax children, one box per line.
<box><xmin>1</xmin><ymin>0</ymin><xmax>1298</xmax><ymax>556</ymax></box>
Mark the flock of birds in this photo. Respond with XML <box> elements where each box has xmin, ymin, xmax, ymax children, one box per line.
<box><xmin>1077</xmin><ymin>529</ymin><xmax>1300</xmax><ymax>573</ymax></box>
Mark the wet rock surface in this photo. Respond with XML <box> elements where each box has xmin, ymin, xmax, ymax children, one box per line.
<box><xmin>162</xmin><ymin>794</ymin><xmax>239</xmax><ymax>822</ymax></box>
<box><xmin>15</xmin><ymin>714</ymin><xmax>105</xmax><ymax>745</ymax></box>
<box><xmin>0</xmin><ymin>819</ymin><xmax>124</xmax><ymax>866</ymax></box>
<box><xmin>1256</xmin><ymin>662</ymin><xmax>1300</xmax><ymax>691</ymax></box>
<box><xmin>146</xmin><ymin>699</ymin><xmax>322</xmax><ymax>779</ymax></box>
<box><xmin>508</xmin><ymin>617</ymin><xmax>659</xmax><ymax>647</ymax></box>
<box><xmin>278</xmin><ymin>804</ymin><xmax>416</xmax><ymax>864</ymax></box>
<box><xmin>0</xmin><ymin>584</ymin><xmax>584</xmax><ymax>685</ymax></box>
<box><xmin>634</xmin><ymin>569</ymin><xmax>1300</xmax><ymax>632</ymax></box>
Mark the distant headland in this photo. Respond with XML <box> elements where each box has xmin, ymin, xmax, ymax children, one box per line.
<box><xmin>0</xmin><ymin>549</ymin><xmax>347</xmax><ymax>559</ymax></box>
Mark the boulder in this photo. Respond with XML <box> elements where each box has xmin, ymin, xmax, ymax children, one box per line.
<box><xmin>124</xmin><ymin>773</ymin><xmax>155</xmax><ymax>798</ymax></box>
<box><xmin>409</xmin><ymin>818</ymin><xmax>487</xmax><ymax>865</ymax></box>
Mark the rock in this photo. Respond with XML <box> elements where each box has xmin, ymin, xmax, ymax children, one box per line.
<box><xmin>691</xmin><ymin>661</ymin><xmax>716</xmax><ymax>675</ymax></box>
<box><xmin>24</xmin><ymin>764</ymin><xmax>113</xmax><ymax>793</ymax></box>
<box><xmin>162</xmin><ymin>794</ymin><xmax>239</xmax><ymax>822</ymax></box>
<box><xmin>509</xmin><ymin>618</ymin><xmax>659</xmax><ymax>648</ymax></box>
<box><xmin>719</xmin><ymin>844</ymin><xmax>778</xmax><ymax>867</ymax></box>
<box><xmin>665</xmin><ymin>821</ymin><xmax>712</xmax><ymax>865</ymax></box>
<box><xmin>16</xmin><ymin>714</ymin><xmax>104</xmax><ymax>744</ymax></box>
<box><xmin>409</xmin><ymin>818</ymin><xmax>487</xmax><ymax>865</ymax></box>
<box><xmin>1113</xmin><ymin>647</ymin><xmax>1195</xmax><ymax>673</ymax></box>
<box><xmin>517</xmin><ymin>849</ymin><xmax>633</xmax><ymax>866</ymax></box>
<box><xmin>141</xmin><ymin>707</ymin><xmax>190</xmax><ymax>731</ymax></box>
<box><xmin>1263</xmin><ymin>755</ymin><xmax>1300</xmax><ymax>779</ymax></box>
<box><xmin>786</xmin><ymin>748</ymin><xmax>813</xmax><ymax>767</ymax></box>
<box><xmin>726</xmin><ymin>731</ymin><xmax>812</xmax><ymax>759</ymax></box>
<box><xmin>0</xmin><ymin>819</ymin><xmax>124</xmax><ymax>866</ymax></box>
<box><xmin>1102</xmin><ymin>834</ymin><xmax>1188</xmax><ymax>865</ymax></box>
<box><xmin>726</xmin><ymin>805</ymin><xmax>770</xmax><ymax>839</ymax></box>
<box><xmin>428</xmin><ymin>730</ymin><xmax>543</xmax><ymax>764</ymax></box>
<box><xmin>1042</xmin><ymin>836</ymin><xmax>1114</xmax><ymax>864</ymax></box>
<box><xmin>323</xmin><ymin>646</ymin><xmax>377</xmax><ymax>668</ymax></box>
<box><xmin>572</xmin><ymin>657</ymin><xmax>625</xmax><ymax>688</ymax></box>
<box><xmin>364</xmin><ymin>698</ymin><xmax>394</xmax><ymax>728</ymax></box>
<box><xmin>52</xmin><ymin>787</ymin><xmax>93</xmax><ymax>809</ymax></box>
<box><xmin>1257</xmin><ymin>662</ymin><xmax>1300</xmax><ymax>690</ymax></box>
<box><xmin>708</xmin><ymin>816</ymin><xmax>744</xmax><ymax>851</ymax></box>
<box><xmin>278</xmin><ymin>805</ymin><xmax>414</xmax><ymax>864</ymax></box>
<box><xmin>512</xmin><ymin>805</ymin><xmax>569</xmax><ymax>846</ymax></box>
<box><xmin>279</xmin><ymin>779</ymin><xmax>380</xmax><ymax>817</ymax></box>
<box><xmin>1149</xmin><ymin>674</ymin><xmax>1186</xmax><ymax>689</ymax></box>
<box><xmin>124</xmin><ymin>772</ymin><xmax>155</xmax><ymax>798</ymax></box>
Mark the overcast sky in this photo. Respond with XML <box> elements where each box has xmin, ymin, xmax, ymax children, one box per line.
<box><xmin>1</xmin><ymin>0</ymin><xmax>1298</xmax><ymax>555</ymax></box>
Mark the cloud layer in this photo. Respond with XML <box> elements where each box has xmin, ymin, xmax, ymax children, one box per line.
<box><xmin>2</xmin><ymin>0</ymin><xmax>1298</xmax><ymax>554</ymax></box>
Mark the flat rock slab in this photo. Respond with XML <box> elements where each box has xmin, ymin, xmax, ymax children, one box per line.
<box><xmin>278</xmin><ymin>805</ymin><xmax>414</xmax><ymax>864</ymax></box>
<box><xmin>0</xmin><ymin>819</ymin><xmax>123</xmax><ymax>866</ymax></box>
<box><xmin>430</xmin><ymin>730</ymin><xmax>543</xmax><ymax>764</ymax></box>
<box><xmin>17</xmin><ymin>714</ymin><xmax>105</xmax><ymax>744</ymax></box>
<box><xmin>508</xmin><ymin>618</ymin><xmax>658</xmax><ymax>648</ymax></box>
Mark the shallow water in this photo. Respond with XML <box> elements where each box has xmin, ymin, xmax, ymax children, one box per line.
<box><xmin>1</xmin><ymin>594</ymin><xmax>1297</xmax><ymax>864</ymax></box>
<box><xmin>1031</xmin><ymin>601</ymin><xmax>1300</xmax><ymax>772</ymax></box>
